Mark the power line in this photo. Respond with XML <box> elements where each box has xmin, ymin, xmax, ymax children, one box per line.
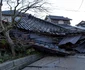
<box><xmin>78</xmin><ymin>0</ymin><xmax>84</xmax><ymax>10</ymax></box>
<box><xmin>52</xmin><ymin>0</ymin><xmax>85</xmax><ymax>13</ymax></box>
<box><xmin>54</xmin><ymin>6</ymin><xmax>85</xmax><ymax>12</ymax></box>
<box><xmin>54</xmin><ymin>7</ymin><xmax>84</xmax><ymax>12</ymax></box>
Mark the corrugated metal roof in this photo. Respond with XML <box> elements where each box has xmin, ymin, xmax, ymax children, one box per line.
<box><xmin>75</xmin><ymin>40</ymin><xmax>85</xmax><ymax>53</ymax></box>
<box><xmin>59</xmin><ymin>35</ymin><xmax>81</xmax><ymax>45</ymax></box>
<box><xmin>29</xmin><ymin>33</ymin><xmax>54</xmax><ymax>43</ymax></box>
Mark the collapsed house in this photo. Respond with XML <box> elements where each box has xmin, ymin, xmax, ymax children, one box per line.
<box><xmin>44</xmin><ymin>15</ymin><xmax>85</xmax><ymax>53</ymax></box>
<box><xmin>9</xmin><ymin>14</ymin><xmax>85</xmax><ymax>55</ymax></box>
<box><xmin>3</xmin><ymin>10</ymin><xmax>85</xmax><ymax>56</ymax></box>
<box><xmin>10</xmin><ymin>14</ymin><xmax>79</xmax><ymax>56</ymax></box>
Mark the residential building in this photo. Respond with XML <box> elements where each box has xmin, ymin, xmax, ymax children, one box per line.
<box><xmin>76</xmin><ymin>21</ymin><xmax>85</xmax><ymax>27</ymax></box>
<box><xmin>45</xmin><ymin>15</ymin><xmax>72</xmax><ymax>25</ymax></box>
<box><xmin>2</xmin><ymin>10</ymin><xmax>26</xmax><ymax>22</ymax></box>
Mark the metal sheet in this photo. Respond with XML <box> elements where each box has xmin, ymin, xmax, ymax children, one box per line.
<box><xmin>30</xmin><ymin>33</ymin><xmax>54</xmax><ymax>43</ymax></box>
<box><xmin>59</xmin><ymin>35</ymin><xmax>81</xmax><ymax>45</ymax></box>
<box><xmin>75</xmin><ymin>40</ymin><xmax>85</xmax><ymax>53</ymax></box>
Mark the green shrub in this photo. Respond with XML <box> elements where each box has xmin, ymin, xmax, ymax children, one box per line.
<box><xmin>0</xmin><ymin>58</ymin><xmax>3</xmax><ymax>63</ymax></box>
<box><xmin>0</xmin><ymin>39</ymin><xmax>7</xmax><ymax>45</ymax></box>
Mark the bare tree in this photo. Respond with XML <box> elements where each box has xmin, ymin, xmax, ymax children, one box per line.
<box><xmin>1</xmin><ymin>0</ymin><xmax>49</xmax><ymax>56</ymax></box>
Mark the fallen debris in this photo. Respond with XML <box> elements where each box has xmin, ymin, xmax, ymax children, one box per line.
<box><xmin>31</xmin><ymin>45</ymin><xmax>71</xmax><ymax>56</ymax></box>
<box><xmin>59</xmin><ymin>35</ymin><xmax>81</xmax><ymax>46</ymax></box>
<box><xmin>75</xmin><ymin>40</ymin><xmax>85</xmax><ymax>53</ymax></box>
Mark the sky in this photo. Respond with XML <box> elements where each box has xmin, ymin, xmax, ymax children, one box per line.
<box><xmin>47</xmin><ymin>0</ymin><xmax>85</xmax><ymax>26</ymax></box>
<box><xmin>2</xmin><ymin>0</ymin><xmax>85</xmax><ymax>26</ymax></box>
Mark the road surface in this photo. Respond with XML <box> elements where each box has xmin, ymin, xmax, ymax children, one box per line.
<box><xmin>22</xmin><ymin>54</ymin><xmax>85</xmax><ymax>70</ymax></box>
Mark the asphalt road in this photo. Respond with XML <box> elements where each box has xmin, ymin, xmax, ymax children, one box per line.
<box><xmin>22</xmin><ymin>54</ymin><xmax>85</xmax><ymax>70</ymax></box>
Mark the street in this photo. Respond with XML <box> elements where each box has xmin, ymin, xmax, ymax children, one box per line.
<box><xmin>22</xmin><ymin>54</ymin><xmax>85</xmax><ymax>70</ymax></box>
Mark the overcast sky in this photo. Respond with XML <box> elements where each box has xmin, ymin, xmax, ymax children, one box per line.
<box><xmin>46</xmin><ymin>0</ymin><xmax>85</xmax><ymax>26</ymax></box>
<box><xmin>2</xmin><ymin>0</ymin><xmax>85</xmax><ymax>26</ymax></box>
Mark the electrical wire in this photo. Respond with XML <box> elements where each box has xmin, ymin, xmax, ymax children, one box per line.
<box><xmin>78</xmin><ymin>0</ymin><xmax>84</xmax><ymax>10</ymax></box>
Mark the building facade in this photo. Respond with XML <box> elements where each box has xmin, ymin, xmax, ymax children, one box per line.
<box><xmin>45</xmin><ymin>15</ymin><xmax>72</xmax><ymax>25</ymax></box>
<box><xmin>2</xmin><ymin>10</ymin><xmax>26</xmax><ymax>22</ymax></box>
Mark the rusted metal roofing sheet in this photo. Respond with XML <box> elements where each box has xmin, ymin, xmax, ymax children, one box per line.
<box><xmin>59</xmin><ymin>35</ymin><xmax>81</xmax><ymax>45</ymax></box>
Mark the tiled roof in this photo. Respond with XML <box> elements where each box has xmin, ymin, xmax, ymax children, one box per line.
<box><xmin>17</xmin><ymin>14</ymin><xmax>70</xmax><ymax>35</ymax></box>
<box><xmin>56</xmin><ymin>24</ymin><xmax>77</xmax><ymax>30</ymax></box>
<box><xmin>46</xmin><ymin>15</ymin><xmax>72</xmax><ymax>20</ymax></box>
<box><xmin>2</xmin><ymin>10</ymin><xmax>26</xmax><ymax>16</ymax></box>
<box><xmin>77</xmin><ymin>21</ymin><xmax>85</xmax><ymax>26</ymax></box>
<box><xmin>17</xmin><ymin>14</ymin><xmax>84</xmax><ymax>35</ymax></box>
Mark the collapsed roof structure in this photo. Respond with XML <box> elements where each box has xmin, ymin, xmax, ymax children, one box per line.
<box><xmin>17</xmin><ymin>14</ymin><xmax>70</xmax><ymax>35</ymax></box>
<box><xmin>17</xmin><ymin>14</ymin><xmax>84</xmax><ymax>34</ymax></box>
<box><xmin>11</xmin><ymin>14</ymin><xmax>85</xmax><ymax>55</ymax></box>
<box><xmin>59</xmin><ymin>35</ymin><xmax>81</xmax><ymax>45</ymax></box>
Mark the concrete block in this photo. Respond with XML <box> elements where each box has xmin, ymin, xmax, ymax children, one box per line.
<box><xmin>0</xmin><ymin>54</ymin><xmax>43</xmax><ymax>70</ymax></box>
<box><xmin>10</xmin><ymin>66</ymin><xmax>19</xmax><ymax>70</ymax></box>
<box><xmin>24</xmin><ymin>56</ymin><xmax>32</xmax><ymax>64</ymax></box>
<box><xmin>31</xmin><ymin>54</ymin><xmax>43</xmax><ymax>63</ymax></box>
<box><xmin>13</xmin><ymin>58</ymin><xmax>23</xmax><ymax>66</ymax></box>
<box><xmin>0</xmin><ymin>61</ymin><xmax>14</xmax><ymax>70</ymax></box>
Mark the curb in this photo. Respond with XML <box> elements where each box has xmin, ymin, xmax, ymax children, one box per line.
<box><xmin>0</xmin><ymin>54</ymin><xmax>43</xmax><ymax>70</ymax></box>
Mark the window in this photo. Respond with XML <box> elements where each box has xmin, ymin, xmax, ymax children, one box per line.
<box><xmin>58</xmin><ymin>20</ymin><xmax>64</xmax><ymax>24</ymax></box>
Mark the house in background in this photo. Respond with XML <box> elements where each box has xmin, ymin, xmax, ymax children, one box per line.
<box><xmin>45</xmin><ymin>15</ymin><xmax>81</xmax><ymax>31</ymax></box>
<box><xmin>76</xmin><ymin>21</ymin><xmax>85</xmax><ymax>27</ymax></box>
<box><xmin>75</xmin><ymin>21</ymin><xmax>85</xmax><ymax>30</ymax></box>
<box><xmin>2</xmin><ymin>10</ymin><xmax>26</xmax><ymax>22</ymax></box>
<box><xmin>45</xmin><ymin>15</ymin><xmax>72</xmax><ymax>25</ymax></box>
